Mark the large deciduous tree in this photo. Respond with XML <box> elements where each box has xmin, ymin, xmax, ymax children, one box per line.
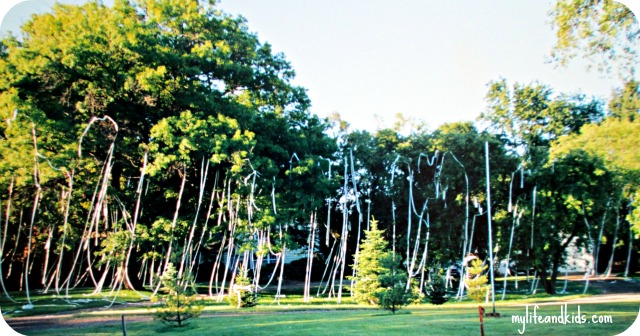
<box><xmin>480</xmin><ymin>79</ymin><xmax>607</xmax><ymax>294</ymax></box>
<box><xmin>549</xmin><ymin>0</ymin><xmax>640</xmax><ymax>279</ymax></box>
<box><xmin>0</xmin><ymin>0</ymin><xmax>336</xmax><ymax>298</ymax></box>
<box><xmin>550</xmin><ymin>0</ymin><xmax>639</xmax><ymax>76</ymax></box>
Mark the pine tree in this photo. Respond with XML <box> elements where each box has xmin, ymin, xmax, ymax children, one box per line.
<box><xmin>376</xmin><ymin>251</ymin><xmax>416</xmax><ymax>313</ymax></box>
<box><xmin>349</xmin><ymin>217</ymin><xmax>387</xmax><ymax>304</ymax></box>
<box><xmin>153</xmin><ymin>263</ymin><xmax>204</xmax><ymax>327</ymax></box>
<box><xmin>426</xmin><ymin>271</ymin><xmax>449</xmax><ymax>305</ymax></box>
<box><xmin>465</xmin><ymin>259</ymin><xmax>489</xmax><ymax>302</ymax></box>
<box><xmin>228</xmin><ymin>269</ymin><xmax>258</xmax><ymax>308</ymax></box>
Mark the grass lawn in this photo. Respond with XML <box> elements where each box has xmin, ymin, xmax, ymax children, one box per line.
<box><xmin>3</xmin><ymin>277</ymin><xmax>640</xmax><ymax>335</ymax></box>
<box><xmin>9</xmin><ymin>301</ymin><xmax>639</xmax><ymax>336</ymax></box>
<box><xmin>0</xmin><ymin>289</ymin><xmax>153</xmax><ymax>317</ymax></box>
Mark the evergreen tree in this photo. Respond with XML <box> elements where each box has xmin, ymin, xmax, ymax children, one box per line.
<box><xmin>376</xmin><ymin>251</ymin><xmax>415</xmax><ymax>313</ymax></box>
<box><xmin>228</xmin><ymin>269</ymin><xmax>258</xmax><ymax>308</ymax></box>
<box><xmin>426</xmin><ymin>271</ymin><xmax>449</xmax><ymax>305</ymax></box>
<box><xmin>349</xmin><ymin>217</ymin><xmax>387</xmax><ymax>304</ymax></box>
<box><xmin>153</xmin><ymin>263</ymin><xmax>204</xmax><ymax>327</ymax></box>
<box><xmin>465</xmin><ymin>259</ymin><xmax>489</xmax><ymax>302</ymax></box>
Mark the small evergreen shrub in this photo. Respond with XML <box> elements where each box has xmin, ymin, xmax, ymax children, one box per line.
<box><xmin>465</xmin><ymin>259</ymin><xmax>489</xmax><ymax>302</ymax></box>
<box><xmin>228</xmin><ymin>269</ymin><xmax>258</xmax><ymax>308</ymax></box>
<box><xmin>376</xmin><ymin>251</ymin><xmax>416</xmax><ymax>313</ymax></box>
<box><xmin>153</xmin><ymin>263</ymin><xmax>204</xmax><ymax>327</ymax></box>
<box><xmin>349</xmin><ymin>217</ymin><xmax>387</xmax><ymax>305</ymax></box>
<box><xmin>425</xmin><ymin>272</ymin><xmax>449</xmax><ymax>305</ymax></box>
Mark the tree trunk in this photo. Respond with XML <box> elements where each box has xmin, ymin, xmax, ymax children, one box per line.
<box><xmin>304</xmin><ymin>212</ymin><xmax>316</xmax><ymax>303</ymax></box>
<box><xmin>0</xmin><ymin>178</ymin><xmax>16</xmax><ymax>301</ymax></box>
<box><xmin>537</xmin><ymin>269</ymin><xmax>556</xmax><ymax>295</ymax></box>
<box><xmin>625</xmin><ymin>220</ymin><xmax>633</xmax><ymax>277</ymax></box>
<box><xmin>604</xmin><ymin>207</ymin><xmax>620</xmax><ymax>278</ymax></box>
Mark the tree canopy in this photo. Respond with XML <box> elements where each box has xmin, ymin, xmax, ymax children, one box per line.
<box><xmin>550</xmin><ymin>0</ymin><xmax>639</xmax><ymax>76</ymax></box>
<box><xmin>0</xmin><ymin>0</ymin><xmax>638</xmax><ymax>303</ymax></box>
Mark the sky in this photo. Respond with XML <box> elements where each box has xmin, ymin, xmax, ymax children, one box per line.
<box><xmin>1</xmin><ymin>0</ymin><xmax>639</xmax><ymax>133</ymax></box>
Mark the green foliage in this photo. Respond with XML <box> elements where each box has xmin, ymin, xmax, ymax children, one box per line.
<box><xmin>551</xmin><ymin>117</ymin><xmax>640</xmax><ymax>185</ymax></box>
<box><xmin>147</xmin><ymin>111</ymin><xmax>255</xmax><ymax>176</ymax></box>
<box><xmin>0</xmin><ymin>0</ymin><xmax>337</xmax><ymax>298</ymax></box>
<box><xmin>550</xmin><ymin>0</ymin><xmax>639</xmax><ymax>76</ymax></box>
<box><xmin>481</xmin><ymin>79</ymin><xmax>603</xmax><ymax>158</ymax></box>
<box><xmin>609</xmin><ymin>80</ymin><xmax>640</xmax><ymax>122</ymax></box>
<box><xmin>153</xmin><ymin>263</ymin><xmax>204</xmax><ymax>327</ymax></box>
<box><xmin>479</xmin><ymin>78</ymin><xmax>623</xmax><ymax>294</ymax></box>
<box><xmin>425</xmin><ymin>271</ymin><xmax>449</xmax><ymax>305</ymax></box>
<box><xmin>227</xmin><ymin>269</ymin><xmax>257</xmax><ymax>308</ymax></box>
<box><xmin>376</xmin><ymin>252</ymin><xmax>416</xmax><ymax>314</ymax></box>
<box><xmin>0</xmin><ymin>0</ymin><xmax>637</xmax><ymax>308</ymax></box>
<box><xmin>349</xmin><ymin>217</ymin><xmax>387</xmax><ymax>305</ymax></box>
<box><xmin>96</xmin><ymin>229</ymin><xmax>132</xmax><ymax>266</ymax></box>
<box><xmin>465</xmin><ymin>259</ymin><xmax>489</xmax><ymax>302</ymax></box>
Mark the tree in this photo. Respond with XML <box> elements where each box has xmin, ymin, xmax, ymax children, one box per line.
<box><xmin>339</xmin><ymin>118</ymin><xmax>515</xmax><ymax>301</ymax></box>
<box><xmin>533</xmin><ymin>150</ymin><xmax>615</xmax><ymax>292</ymax></box>
<box><xmin>376</xmin><ymin>251</ymin><xmax>415</xmax><ymax>314</ymax></box>
<box><xmin>551</xmin><ymin>117</ymin><xmax>640</xmax><ymax>243</ymax></box>
<box><xmin>0</xmin><ymin>0</ymin><xmax>337</xmax><ymax>301</ymax></box>
<box><xmin>551</xmin><ymin>116</ymin><xmax>640</xmax><ymax>185</ymax></box>
<box><xmin>428</xmin><ymin>122</ymin><xmax>515</xmax><ymax>274</ymax></box>
<box><xmin>425</xmin><ymin>271</ymin><xmax>449</xmax><ymax>305</ymax></box>
<box><xmin>465</xmin><ymin>259</ymin><xmax>489</xmax><ymax>302</ymax></box>
<box><xmin>609</xmin><ymin>80</ymin><xmax>640</xmax><ymax>122</ymax></box>
<box><xmin>481</xmin><ymin>79</ymin><xmax>603</xmax><ymax>161</ymax></box>
<box><xmin>480</xmin><ymin>79</ymin><xmax>609</xmax><ymax>294</ymax></box>
<box><xmin>349</xmin><ymin>217</ymin><xmax>387</xmax><ymax>305</ymax></box>
<box><xmin>550</xmin><ymin>0</ymin><xmax>639</xmax><ymax>76</ymax></box>
<box><xmin>548</xmin><ymin>0</ymin><xmax>640</xmax><ymax>264</ymax></box>
<box><xmin>546</xmin><ymin>1</ymin><xmax>639</xmax><ymax>273</ymax></box>
<box><xmin>153</xmin><ymin>263</ymin><xmax>204</xmax><ymax>327</ymax></box>
<box><xmin>228</xmin><ymin>268</ymin><xmax>257</xmax><ymax>308</ymax></box>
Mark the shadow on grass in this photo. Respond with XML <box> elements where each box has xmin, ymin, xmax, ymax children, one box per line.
<box><xmin>153</xmin><ymin>321</ymin><xmax>200</xmax><ymax>333</ymax></box>
<box><xmin>371</xmin><ymin>310</ymin><xmax>412</xmax><ymax>316</ymax></box>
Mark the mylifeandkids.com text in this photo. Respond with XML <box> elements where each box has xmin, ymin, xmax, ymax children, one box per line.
<box><xmin>511</xmin><ymin>303</ymin><xmax>613</xmax><ymax>334</ymax></box>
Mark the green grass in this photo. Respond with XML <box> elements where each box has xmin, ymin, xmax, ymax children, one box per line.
<box><xmin>3</xmin><ymin>279</ymin><xmax>639</xmax><ymax>335</ymax></box>
<box><xmin>15</xmin><ymin>302</ymin><xmax>640</xmax><ymax>336</ymax></box>
<box><xmin>0</xmin><ymin>289</ymin><xmax>153</xmax><ymax>317</ymax></box>
<box><xmin>0</xmin><ymin>281</ymin><xmax>610</xmax><ymax>318</ymax></box>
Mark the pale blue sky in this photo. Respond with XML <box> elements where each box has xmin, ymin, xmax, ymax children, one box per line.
<box><xmin>1</xmin><ymin>0</ymin><xmax>639</xmax><ymax>132</ymax></box>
